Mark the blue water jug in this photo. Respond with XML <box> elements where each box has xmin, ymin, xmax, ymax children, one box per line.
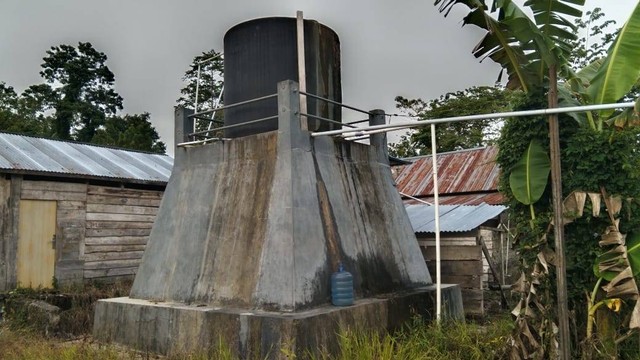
<box><xmin>331</xmin><ymin>262</ymin><xmax>354</xmax><ymax>306</ymax></box>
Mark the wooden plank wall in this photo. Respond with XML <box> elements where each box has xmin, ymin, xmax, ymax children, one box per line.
<box><xmin>0</xmin><ymin>176</ymin><xmax>11</xmax><ymax>290</ymax></box>
<box><xmin>83</xmin><ymin>185</ymin><xmax>161</xmax><ymax>280</ymax></box>
<box><xmin>419</xmin><ymin>235</ymin><xmax>484</xmax><ymax>315</ymax></box>
<box><xmin>21</xmin><ymin>180</ymin><xmax>87</xmax><ymax>285</ymax></box>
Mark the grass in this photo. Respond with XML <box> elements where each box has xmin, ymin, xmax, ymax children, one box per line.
<box><xmin>0</xmin><ymin>316</ymin><xmax>514</xmax><ymax>359</ymax></box>
<box><xmin>313</xmin><ymin>316</ymin><xmax>513</xmax><ymax>360</ymax></box>
<box><xmin>2</xmin><ymin>280</ymin><xmax>132</xmax><ymax>337</ymax></box>
<box><xmin>1</xmin><ymin>282</ymin><xmax>515</xmax><ymax>359</ymax></box>
<box><xmin>0</xmin><ymin>327</ymin><xmax>126</xmax><ymax>360</ymax></box>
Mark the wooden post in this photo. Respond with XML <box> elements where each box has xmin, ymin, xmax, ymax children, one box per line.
<box><xmin>478</xmin><ymin>235</ymin><xmax>508</xmax><ymax>309</ymax></box>
<box><xmin>296</xmin><ymin>11</ymin><xmax>308</xmax><ymax>131</ymax></box>
<box><xmin>548</xmin><ymin>65</ymin><xmax>571</xmax><ymax>359</ymax></box>
<box><xmin>5</xmin><ymin>175</ymin><xmax>22</xmax><ymax>289</ymax></box>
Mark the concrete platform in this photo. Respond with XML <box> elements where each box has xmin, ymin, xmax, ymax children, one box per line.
<box><xmin>94</xmin><ymin>284</ymin><xmax>463</xmax><ymax>359</ymax></box>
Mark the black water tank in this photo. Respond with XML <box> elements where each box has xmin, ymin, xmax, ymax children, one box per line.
<box><xmin>223</xmin><ymin>17</ymin><xmax>342</xmax><ymax>138</ymax></box>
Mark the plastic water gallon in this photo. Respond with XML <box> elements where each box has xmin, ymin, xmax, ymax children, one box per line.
<box><xmin>331</xmin><ymin>262</ymin><xmax>354</xmax><ymax>306</ymax></box>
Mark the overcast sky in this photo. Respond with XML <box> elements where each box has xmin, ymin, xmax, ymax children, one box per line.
<box><xmin>0</xmin><ymin>1</ymin><xmax>635</xmax><ymax>155</ymax></box>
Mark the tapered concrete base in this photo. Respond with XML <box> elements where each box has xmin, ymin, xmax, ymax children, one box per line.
<box><xmin>93</xmin><ymin>285</ymin><xmax>463</xmax><ymax>359</ymax></box>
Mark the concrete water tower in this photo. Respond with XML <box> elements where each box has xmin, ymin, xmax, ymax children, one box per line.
<box><xmin>93</xmin><ymin>15</ymin><xmax>462</xmax><ymax>358</ymax></box>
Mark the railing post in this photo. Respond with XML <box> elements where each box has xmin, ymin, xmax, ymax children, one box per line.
<box><xmin>174</xmin><ymin>106</ymin><xmax>194</xmax><ymax>153</ymax></box>
<box><xmin>277</xmin><ymin>79</ymin><xmax>311</xmax><ymax>155</ymax></box>
<box><xmin>369</xmin><ymin>109</ymin><xmax>388</xmax><ymax>164</ymax></box>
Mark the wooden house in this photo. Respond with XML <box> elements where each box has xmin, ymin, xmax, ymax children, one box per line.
<box><xmin>394</xmin><ymin>146</ymin><xmax>513</xmax><ymax>315</ymax></box>
<box><xmin>0</xmin><ymin>132</ymin><xmax>172</xmax><ymax>291</ymax></box>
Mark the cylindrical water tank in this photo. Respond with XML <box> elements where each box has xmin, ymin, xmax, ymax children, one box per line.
<box><xmin>223</xmin><ymin>17</ymin><xmax>342</xmax><ymax>138</ymax></box>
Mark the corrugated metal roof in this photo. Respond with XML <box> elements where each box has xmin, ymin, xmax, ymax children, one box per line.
<box><xmin>405</xmin><ymin>203</ymin><xmax>506</xmax><ymax>233</ymax></box>
<box><xmin>394</xmin><ymin>146</ymin><xmax>502</xmax><ymax>205</ymax></box>
<box><xmin>0</xmin><ymin>132</ymin><xmax>173</xmax><ymax>184</ymax></box>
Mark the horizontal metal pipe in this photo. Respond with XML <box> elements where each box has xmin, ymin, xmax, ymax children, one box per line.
<box><xmin>189</xmin><ymin>115</ymin><xmax>278</xmax><ymax>136</ymax></box>
<box><xmin>192</xmin><ymin>115</ymin><xmax>224</xmax><ymax>124</ymax></box>
<box><xmin>344</xmin><ymin>135</ymin><xmax>370</xmax><ymax>141</ymax></box>
<box><xmin>299</xmin><ymin>113</ymin><xmax>357</xmax><ymax>128</ymax></box>
<box><xmin>177</xmin><ymin>138</ymin><xmax>229</xmax><ymax>147</ymax></box>
<box><xmin>341</xmin><ymin>126</ymin><xmax>406</xmax><ymax>138</ymax></box>
<box><xmin>345</xmin><ymin>118</ymin><xmax>371</xmax><ymax>125</ymax></box>
<box><xmin>188</xmin><ymin>93</ymin><xmax>277</xmax><ymax>118</ymax></box>
<box><xmin>312</xmin><ymin>101</ymin><xmax>636</xmax><ymax>137</ymax></box>
<box><xmin>299</xmin><ymin>91</ymin><xmax>372</xmax><ymax>115</ymax></box>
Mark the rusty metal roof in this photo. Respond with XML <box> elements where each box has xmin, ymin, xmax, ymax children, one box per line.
<box><xmin>405</xmin><ymin>203</ymin><xmax>506</xmax><ymax>233</ymax></box>
<box><xmin>395</xmin><ymin>146</ymin><xmax>502</xmax><ymax>205</ymax></box>
<box><xmin>0</xmin><ymin>132</ymin><xmax>173</xmax><ymax>184</ymax></box>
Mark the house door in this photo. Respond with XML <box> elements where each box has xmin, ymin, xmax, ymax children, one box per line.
<box><xmin>16</xmin><ymin>199</ymin><xmax>57</xmax><ymax>288</ymax></box>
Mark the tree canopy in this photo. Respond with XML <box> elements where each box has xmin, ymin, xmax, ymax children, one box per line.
<box><xmin>389</xmin><ymin>86</ymin><xmax>521</xmax><ymax>157</ymax></box>
<box><xmin>0</xmin><ymin>42</ymin><xmax>166</xmax><ymax>154</ymax></box>
<box><xmin>92</xmin><ymin>113</ymin><xmax>166</xmax><ymax>153</ymax></box>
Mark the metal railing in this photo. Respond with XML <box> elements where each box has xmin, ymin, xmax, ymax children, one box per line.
<box><xmin>178</xmin><ymin>81</ymin><xmax>384</xmax><ymax>146</ymax></box>
<box><xmin>188</xmin><ymin>93</ymin><xmax>278</xmax><ymax>120</ymax></box>
<box><xmin>299</xmin><ymin>91</ymin><xmax>372</xmax><ymax>115</ymax></box>
<box><xmin>178</xmin><ymin>93</ymin><xmax>279</xmax><ymax>146</ymax></box>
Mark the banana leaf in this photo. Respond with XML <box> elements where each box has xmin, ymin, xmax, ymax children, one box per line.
<box><xmin>607</xmin><ymin>96</ymin><xmax>640</xmax><ymax>128</ymax></box>
<box><xmin>587</xmin><ymin>2</ymin><xmax>640</xmax><ymax>118</ymax></box>
<box><xmin>509</xmin><ymin>140</ymin><xmax>550</xmax><ymax>205</ymax></box>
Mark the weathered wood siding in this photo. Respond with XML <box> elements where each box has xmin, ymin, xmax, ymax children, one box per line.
<box><xmin>0</xmin><ymin>176</ymin><xmax>21</xmax><ymax>291</ymax></box>
<box><xmin>0</xmin><ymin>176</ymin><xmax>11</xmax><ymax>290</ymax></box>
<box><xmin>419</xmin><ymin>237</ymin><xmax>484</xmax><ymax>315</ymax></box>
<box><xmin>83</xmin><ymin>185</ymin><xmax>161</xmax><ymax>280</ymax></box>
<box><xmin>0</xmin><ymin>178</ymin><xmax>165</xmax><ymax>290</ymax></box>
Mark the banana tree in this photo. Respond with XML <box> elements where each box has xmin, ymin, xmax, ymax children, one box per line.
<box><xmin>433</xmin><ymin>2</ymin><xmax>584</xmax><ymax>357</ymax></box>
<box><xmin>434</xmin><ymin>0</ymin><xmax>583</xmax><ymax>92</ymax></box>
<box><xmin>563</xmin><ymin>189</ymin><xmax>640</xmax><ymax>348</ymax></box>
<box><xmin>435</xmin><ymin>1</ymin><xmax>640</xmax><ymax>358</ymax></box>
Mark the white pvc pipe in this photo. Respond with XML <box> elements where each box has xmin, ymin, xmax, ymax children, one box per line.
<box><xmin>194</xmin><ymin>64</ymin><xmax>202</xmax><ymax>134</ymax></box>
<box><xmin>196</xmin><ymin>53</ymin><xmax>222</xmax><ymax>65</ymax></box>
<box><xmin>431</xmin><ymin>123</ymin><xmax>442</xmax><ymax>323</ymax></box>
<box><xmin>207</xmin><ymin>85</ymin><xmax>225</xmax><ymax>131</ymax></box>
<box><xmin>311</xmin><ymin>101</ymin><xmax>636</xmax><ymax>138</ymax></box>
<box><xmin>398</xmin><ymin>192</ymin><xmax>434</xmax><ymax>205</ymax></box>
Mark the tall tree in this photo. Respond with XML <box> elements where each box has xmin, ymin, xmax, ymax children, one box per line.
<box><xmin>37</xmin><ymin>42</ymin><xmax>123</xmax><ymax>141</ymax></box>
<box><xmin>0</xmin><ymin>42</ymin><xmax>166</xmax><ymax>154</ymax></box>
<box><xmin>177</xmin><ymin>49</ymin><xmax>223</xmax><ymax>111</ymax></box>
<box><xmin>568</xmin><ymin>7</ymin><xmax>618</xmax><ymax>71</ymax></box>
<box><xmin>92</xmin><ymin>112</ymin><xmax>166</xmax><ymax>154</ymax></box>
<box><xmin>389</xmin><ymin>86</ymin><xmax>521</xmax><ymax>156</ymax></box>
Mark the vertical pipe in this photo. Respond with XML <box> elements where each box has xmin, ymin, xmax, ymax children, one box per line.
<box><xmin>194</xmin><ymin>63</ymin><xmax>202</xmax><ymax>133</ymax></box>
<box><xmin>296</xmin><ymin>11</ymin><xmax>308</xmax><ymax>131</ymax></box>
<box><xmin>430</xmin><ymin>123</ymin><xmax>442</xmax><ymax>322</ymax></box>
<box><xmin>208</xmin><ymin>85</ymin><xmax>225</xmax><ymax>131</ymax></box>
<box><xmin>548</xmin><ymin>65</ymin><xmax>571</xmax><ymax>359</ymax></box>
